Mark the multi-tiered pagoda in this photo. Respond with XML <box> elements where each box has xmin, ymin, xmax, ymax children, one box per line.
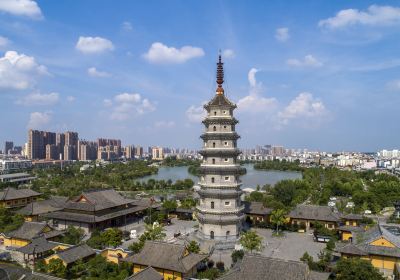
<box><xmin>196</xmin><ymin>55</ymin><xmax>245</xmax><ymax>242</ymax></box>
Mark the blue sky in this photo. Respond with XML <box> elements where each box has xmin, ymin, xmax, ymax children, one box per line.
<box><xmin>1</xmin><ymin>0</ymin><xmax>400</xmax><ymax>152</ymax></box>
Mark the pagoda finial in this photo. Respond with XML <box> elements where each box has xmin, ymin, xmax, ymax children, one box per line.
<box><xmin>216</xmin><ymin>52</ymin><xmax>224</xmax><ymax>95</ymax></box>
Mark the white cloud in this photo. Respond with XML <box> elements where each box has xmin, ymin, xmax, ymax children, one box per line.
<box><xmin>0</xmin><ymin>0</ymin><xmax>42</xmax><ymax>19</ymax></box>
<box><xmin>122</xmin><ymin>21</ymin><xmax>133</xmax><ymax>31</ymax></box>
<box><xmin>17</xmin><ymin>92</ymin><xmax>59</xmax><ymax>106</ymax></box>
<box><xmin>76</xmin><ymin>36</ymin><xmax>114</xmax><ymax>54</ymax></box>
<box><xmin>87</xmin><ymin>67</ymin><xmax>111</xmax><ymax>77</ymax></box>
<box><xmin>143</xmin><ymin>42</ymin><xmax>204</xmax><ymax>64</ymax></box>
<box><xmin>319</xmin><ymin>5</ymin><xmax>400</xmax><ymax>29</ymax></box>
<box><xmin>154</xmin><ymin>120</ymin><xmax>175</xmax><ymax>128</ymax></box>
<box><xmin>222</xmin><ymin>49</ymin><xmax>235</xmax><ymax>59</ymax></box>
<box><xmin>0</xmin><ymin>36</ymin><xmax>10</xmax><ymax>47</ymax></box>
<box><xmin>103</xmin><ymin>99</ymin><xmax>112</xmax><ymax>107</ymax></box>
<box><xmin>0</xmin><ymin>50</ymin><xmax>48</xmax><ymax>90</ymax></box>
<box><xmin>27</xmin><ymin>111</ymin><xmax>51</xmax><ymax>129</ymax></box>
<box><xmin>186</xmin><ymin>104</ymin><xmax>206</xmax><ymax>123</ymax></box>
<box><xmin>278</xmin><ymin>92</ymin><xmax>328</xmax><ymax>126</ymax></box>
<box><xmin>247</xmin><ymin>68</ymin><xmax>259</xmax><ymax>88</ymax></box>
<box><xmin>275</xmin><ymin>27</ymin><xmax>290</xmax><ymax>42</ymax></box>
<box><xmin>237</xmin><ymin>68</ymin><xmax>278</xmax><ymax>113</ymax></box>
<box><xmin>386</xmin><ymin>79</ymin><xmax>400</xmax><ymax>91</ymax></box>
<box><xmin>286</xmin><ymin>55</ymin><xmax>323</xmax><ymax>67</ymax></box>
<box><xmin>105</xmin><ymin>93</ymin><xmax>155</xmax><ymax>121</ymax></box>
<box><xmin>67</xmin><ymin>96</ymin><xmax>75</xmax><ymax>102</ymax></box>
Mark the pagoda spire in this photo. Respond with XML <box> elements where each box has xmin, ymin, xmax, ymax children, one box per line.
<box><xmin>216</xmin><ymin>52</ymin><xmax>224</xmax><ymax>95</ymax></box>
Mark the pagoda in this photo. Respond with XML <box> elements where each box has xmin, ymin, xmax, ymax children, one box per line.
<box><xmin>196</xmin><ymin>55</ymin><xmax>245</xmax><ymax>243</ymax></box>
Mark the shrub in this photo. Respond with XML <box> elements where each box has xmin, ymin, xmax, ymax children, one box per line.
<box><xmin>216</xmin><ymin>261</ymin><xmax>225</xmax><ymax>271</ymax></box>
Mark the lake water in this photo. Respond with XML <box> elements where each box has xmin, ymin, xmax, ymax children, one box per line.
<box><xmin>135</xmin><ymin>163</ymin><xmax>302</xmax><ymax>189</ymax></box>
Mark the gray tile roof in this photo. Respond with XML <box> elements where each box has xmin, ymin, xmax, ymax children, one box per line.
<box><xmin>218</xmin><ymin>255</ymin><xmax>329</xmax><ymax>280</ymax></box>
<box><xmin>64</xmin><ymin>189</ymin><xmax>132</xmax><ymax>212</ymax></box>
<box><xmin>17</xmin><ymin>196</ymin><xmax>67</xmax><ymax>216</ymax></box>
<box><xmin>342</xmin><ymin>213</ymin><xmax>363</xmax><ymax>221</ymax></box>
<box><xmin>244</xmin><ymin>201</ymin><xmax>272</xmax><ymax>216</ymax></box>
<box><xmin>337</xmin><ymin>225</ymin><xmax>364</xmax><ymax>233</ymax></box>
<box><xmin>16</xmin><ymin>237</ymin><xmax>56</xmax><ymax>255</ymax></box>
<box><xmin>43</xmin><ymin>205</ymin><xmax>144</xmax><ymax>223</ymax></box>
<box><xmin>0</xmin><ymin>187</ymin><xmax>40</xmax><ymax>201</ymax></box>
<box><xmin>126</xmin><ymin>267</ymin><xmax>163</xmax><ymax>280</ymax></box>
<box><xmin>57</xmin><ymin>244</ymin><xmax>95</xmax><ymax>265</ymax></box>
<box><xmin>6</xmin><ymin>222</ymin><xmax>62</xmax><ymax>241</ymax></box>
<box><xmin>205</xmin><ymin>94</ymin><xmax>236</xmax><ymax>108</ymax></box>
<box><xmin>123</xmin><ymin>241</ymin><xmax>207</xmax><ymax>273</ymax></box>
<box><xmin>289</xmin><ymin>205</ymin><xmax>341</xmax><ymax>222</ymax></box>
<box><xmin>336</xmin><ymin>224</ymin><xmax>400</xmax><ymax>258</ymax></box>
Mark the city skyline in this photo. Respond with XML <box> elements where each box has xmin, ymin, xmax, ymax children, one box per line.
<box><xmin>1</xmin><ymin>1</ymin><xmax>400</xmax><ymax>151</ymax></box>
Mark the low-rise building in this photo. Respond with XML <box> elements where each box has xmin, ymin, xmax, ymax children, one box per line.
<box><xmin>17</xmin><ymin>196</ymin><xmax>68</xmax><ymax>222</ymax></box>
<box><xmin>0</xmin><ymin>158</ymin><xmax>32</xmax><ymax>174</ymax></box>
<box><xmin>218</xmin><ymin>255</ymin><xmax>330</xmax><ymax>280</ymax></box>
<box><xmin>0</xmin><ymin>187</ymin><xmax>41</xmax><ymax>208</ymax></box>
<box><xmin>43</xmin><ymin>189</ymin><xmax>150</xmax><ymax>233</ymax></box>
<box><xmin>45</xmin><ymin>243</ymin><xmax>96</xmax><ymax>267</ymax></box>
<box><xmin>244</xmin><ymin>201</ymin><xmax>273</xmax><ymax>224</ymax></box>
<box><xmin>288</xmin><ymin>205</ymin><xmax>341</xmax><ymax>231</ymax></box>
<box><xmin>123</xmin><ymin>241</ymin><xmax>207</xmax><ymax>280</ymax></box>
<box><xmin>0</xmin><ymin>221</ymin><xmax>64</xmax><ymax>248</ymax></box>
<box><xmin>127</xmin><ymin>266</ymin><xmax>163</xmax><ymax>280</ymax></box>
<box><xmin>0</xmin><ymin>173</ymin><xmax>36</xmax><ymax>185</ymax></box>
<box><xmin>100</xmin><ymin>248</ymin><xmax>130</xmax><ymax>264</ymax></box>
<box><xmin>337</xmin><ymin>224</ymin><xmax>400</xmax><ymax>276</ymax></box>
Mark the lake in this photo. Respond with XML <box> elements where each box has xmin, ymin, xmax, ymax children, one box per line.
<box><xmin>135</xmin><ymin>163</ymin><xmax>302</xmax><ymax>189</ymax></box>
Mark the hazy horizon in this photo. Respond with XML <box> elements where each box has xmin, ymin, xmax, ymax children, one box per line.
<box><xmin>1</xmin><ymin>1</ymin><xmax>400</xmax><ymax>152</ymax></box>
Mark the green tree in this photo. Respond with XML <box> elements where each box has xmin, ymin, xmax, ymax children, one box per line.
<box><xmin>270</xmin><ymin>209</ymin><xmax>286</xmax><ymax>233</ymax></box>
<box><xmin>34</xmin><ymin>259</ymin><xmax>47</xmax><ymax>273</ymax></box>
<box><xmin>128</xmin><ymin>241</ymin><xmax>144</xmax><ymax>254</ymax></box>
<box><xmin>196</xmin><ymin>268</ymin><xmax>220</xmax><ymax>280</ymax></box>
<box><xmin>187</xmin><ymin>240</ymin><xmax>200</xmax><ymax>253</ymax></box>
<box><xmin>162</xmin><ymin>200</ymin><xmax>178</xmax><ymax>215</ymax></box>
<box><xmin>47</xmin><ymin>258</ymin><xmax>66</xmax><ymax>278</ymax></box>
<box><xmin>102</xmin><ymin>228</ymin><xmax>123</xmax><ymax>248</ymax></box>
<box><xmin>61</xmin><ymin>226</ymin><xmax>85</xmax><ymax>245</ymax></box>
<box><xmin>240</xmin><ymin>230</ymin><xmax>263</xmax><ymax>253</ymax></box>
<box><xmin>335</xmin><ymin>258</ymin><xmax>385</xmax><ymax>280</ymax></box>
<box><xmin>139</xmin><ymin>224</ymin><xmax>166</xmax><ymax>241</ymax></box>
<box><xmin>0</xmin><ymin>207</ymin><xmax>24</xmax><ymax>233</ymax></box>
<box><xmin>231</xmin><ymin>250</ymin><xmax>244</xmax><ymax>264</ymax></box>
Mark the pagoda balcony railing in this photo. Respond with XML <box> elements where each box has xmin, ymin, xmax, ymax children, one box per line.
<box><xmin>202</xmin><ymin>118</ymin><xmax>239</xmax><ymax>125</ymax></box>
<box><xmin>199</xmin><ymin>148</ymin><xmax>241</xmax><ymax>157</ymax></box>
<box><xmin>198</xmin><ymin>165</ymin><xmax>246</xmax><ymax>175</ymax></box>
<box><xmin>197</xmin><ymin>181</ymin><xmax>243</xmax><ymax>188</ymax></box>
<box><xmin>200</xmin><ymin>132</ymin><xmax>240</xmax><ymax>141</ymax></box>
<box><xmin>196</xmin><ymin>205</ymin><xmax>245</xmax><ymax>215</ymax></box>
<box><xmin>196</xmin><ymin>212</ymin><xmax>245</xmax><ymax>225</ymax></box>
<box><xmin>197</xmin><ymin>188</ymin><xmax>243</xmax><ymax>199</ymax></box>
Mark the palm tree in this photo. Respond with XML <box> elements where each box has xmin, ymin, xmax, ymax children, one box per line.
<box><xmin>270</xmin><ymin>209</ymin><xmax>286</xmax><ymax>234</ymax></box>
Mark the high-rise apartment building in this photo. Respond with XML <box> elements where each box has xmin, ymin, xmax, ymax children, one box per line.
<box><xmin>135</xmin><ymin>146</ymin><xmax>143</xmax><ymax>158</ymax></box>
<box><xmin>28</xmin><ymin>130</ymin><xmax>45</xmax><ymax>159</ymax></box>
<box><xmin>56</xmin><ymin>133</ymin><xmax>65</xmax><ymax>159</ymax></box>
<box><xmin>196</xmin><ymin>56</ymin><xmax>245</xmax><ymax>244</ymax></box>
<box><xmin>272</xmin><ymin>145</ymin><xmax>284</xmax><ymax>156</ymax></box>
<box><xmin>4</xmin><ymin>141</ymin><xmax>13</xmax><ymax>155</ymax></box>
<box><xmin>64</xmin><ymin>145</ymin><xmax>77</xmax><ymax>161</ymax></box>
<box><xmin>78</xmin><ymin>140</ymin><xmax>97</xmax><ymax>161</ymax></box>
<box><xmin>97</xmin><ymin>138</ymin><xmax>121</xmax><ymax>147</ymax></box>
<box><xmin>152</xmin><ymin>147</ymin><xmax>164</xmax><ymax>160</ymax></box>
<box><xmin>64</xmin><ymin>131</ymin><xmax>78</xmax><ymax>160</ymax></box>
<box><xmin>46</xmin><ymin>144</ymin><xmax>58</xmax><ymax>160</ymax></box>
<box><xmin>125</xmin><ymin>145</ymin><xmax>134</xmax><ymax>159</ymax></box>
